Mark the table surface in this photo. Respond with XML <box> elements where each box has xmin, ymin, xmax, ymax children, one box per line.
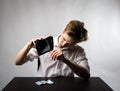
<box><xmin>2</xmin><ymin>77</ymin><xmax>113</xmax><ymax>91</ymax></box>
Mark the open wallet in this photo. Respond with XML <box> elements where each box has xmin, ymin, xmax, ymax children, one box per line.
<box><xmin>35</xmin><ymin>36</ymin><xmax>54</xmax><ymax>55</ymax></box>
<box><xmin>34</xmin><ymin>36</ymin><xmax>54</xmax><ymax>70</ymax></box>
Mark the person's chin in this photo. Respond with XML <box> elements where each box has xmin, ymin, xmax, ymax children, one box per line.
<box><xmin>60</xmin><ymin>46</ymin><xmax>64</xmax><ymax>48</ymax></box>
<box><xmin>59</xmin><ymin>45</ymin><xmax>64</xmax><ymax>48</ymax></box>
<box><xmin>61</xmin><ymin>45</ymin><xmax>69</xmax><ymax>48</ymax></box>
<box><xmin>59</xmin><ymin>45</ymin><xmax>68</xmax><ymax>48</ymax></box>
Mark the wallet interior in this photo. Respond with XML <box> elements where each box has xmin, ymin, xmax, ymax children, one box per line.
<box><xmin>35</xmin><ymin>36</ymin><xmax>54</xmax><ymax>55</ymax></box>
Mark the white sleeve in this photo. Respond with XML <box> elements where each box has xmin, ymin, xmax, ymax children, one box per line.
<box><xmin>75</xmin><ymin>47</ymin><xmax>90</xmax><ymax>71</ymax></box>
<box><xmin>74</xmin><ymin>47</ymin><xmax>90</xmax><ymax>77</ymax></box>
<box><xmin>26</xmin><ymin>48</ymin><xmax>39</xmax><ymax>62</ymax></box>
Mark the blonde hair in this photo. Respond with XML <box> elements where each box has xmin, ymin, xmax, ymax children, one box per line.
<box><xmin>64</xmin><ymin>20</ymin><xmax>88</xmax><ymax>42</ymax></box>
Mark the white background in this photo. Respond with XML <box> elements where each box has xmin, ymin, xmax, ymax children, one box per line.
<box><xmin>0</xmin><ymin>0</ymin><xmax>120</xmax><ymax>91</ymax></box>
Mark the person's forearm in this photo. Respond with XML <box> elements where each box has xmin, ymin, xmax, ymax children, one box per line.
<box><xmin>14</xmin><ymin>43</ymin><xmax>32</xmax><ymax>65</ymax></box>
<box><xmin>64</xmin><ymin>59</ymin><xmax>90</xmax><ymax>79</ymax></box>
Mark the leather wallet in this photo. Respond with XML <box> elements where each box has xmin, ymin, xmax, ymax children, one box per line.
<box><xmin>35</xmin><ymin>36</ymin><xmax>54</xmax><ymax>55</ymax></box>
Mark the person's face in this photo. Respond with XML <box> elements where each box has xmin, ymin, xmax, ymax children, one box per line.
<box><xmin>58</xmin><ymin>32</ymin><xmax>77</xmax><ymax>48</ymax></box>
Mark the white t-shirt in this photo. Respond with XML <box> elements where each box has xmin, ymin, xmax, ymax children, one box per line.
<box><xmin>26</xmin><ymin>36</ymin><xmax>90</xmax><ymax>77</ymax></box>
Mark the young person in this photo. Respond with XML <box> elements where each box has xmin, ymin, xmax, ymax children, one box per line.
<box><xmin>15</xmin><ymin>20</ymin><xmax>90</xmax><ymax>79</ymax></box>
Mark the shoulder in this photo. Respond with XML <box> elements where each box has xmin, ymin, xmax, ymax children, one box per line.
<box><xmin>70</xmin><ymin>44</ymin><xmax>84</xmax><ymax>52</ymax></box>
<box><xmin>69</xmin><ymin>44</ymin><xmax>87</xmax><ymax>56</ymax></box>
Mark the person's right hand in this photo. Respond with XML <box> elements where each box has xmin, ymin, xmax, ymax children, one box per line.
<box><xmin>27</xmin><ymin>36</ymin><xmax>46</xmax><ymax>49</ymax></box>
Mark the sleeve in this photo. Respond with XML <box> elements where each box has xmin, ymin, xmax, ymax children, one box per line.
<box><xmin>75</xmin><ymin>47</ymin><xmax>90</xmax><ymax>71</ymax></box>
<box><xmin>25</xmin><ymin>48</ymin><xmax>39</xmax><ymax>62</ymax></box>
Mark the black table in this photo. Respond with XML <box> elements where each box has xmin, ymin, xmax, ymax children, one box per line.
<box><xmin>2</xmin><ymin>77</ymin><xmax>113</xmax><ymax>91</ymax></box>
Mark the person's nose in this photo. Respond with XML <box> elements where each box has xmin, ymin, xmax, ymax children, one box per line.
<box><xmin>62</xmin><ymin>41</ymin><xmax>67</xmax><ymax>47</ymax></box>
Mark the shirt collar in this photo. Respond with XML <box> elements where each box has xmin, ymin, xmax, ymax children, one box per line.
<box><xmin>53</xmin><ymin>36</ymin><xmax>59</xmax><ymax>47</ymax></box>
<box><xmin>53</xmin><ymin>35</ymin><xmax>71</xmax><ymax>50</ymax></box>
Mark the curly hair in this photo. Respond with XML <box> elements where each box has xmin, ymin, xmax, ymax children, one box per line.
<box><xmin>64</xmin><ymin>20</ymin><xmax>88</xmax><ymax>42</ymax></box>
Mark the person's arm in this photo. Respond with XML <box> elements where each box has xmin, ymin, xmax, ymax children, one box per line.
<box><xmin>15</xmin><ymin>37</ymin><xmax>46</xmax><ymax>65</ymax></box>
<box><xmin>14</xmin><ymin>40</ymin><xmax>34</xmax><ymax>65</ymax></box>
<box><xmin>50</xmin><ymin>49</ymin><xmax>90</xmax><ymax>79</ymax></box>
<box><xmin>63</xmin><ymin>58</ymin><xmax>90</xmax><ymax>79</ymax></box>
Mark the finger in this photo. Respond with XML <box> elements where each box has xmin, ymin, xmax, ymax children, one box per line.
<box><xmin>27</xmin><ymin>40</ymin><xmax>35</xmax><ymax>48</ymax></box>
<box><xmin>51</xmin><ymin>50</ymin><xmax>58</xmax><ymax>60</ymax></box>
<box><xmin>50</xmin><ymin>48</ymin><xmax>62</xmax><ymax>59</ymax></box>
<box><xmin>38</xmin><ymin>36</ymin><xmax>46</xmax><ymax>40</ymax></box>
<box><xmin>33</xmin><ymin>36</ymin><xmax>46</xmax><ymax>41</ymax></box>
<box><xmin>54</xmin><ymin>52</ymin><xmax>62</xmax><ymax>60</ymax></box>
<box><xmin>32</xmin><ymin>39</ymin><xmax>36</xmax><ymax>46</ymax></box>
<box><xmin>56</xmin><ymin>52</ymin><xmax>63</xmax><ymax>60</ymax></box>
<box><xmin>50</xmin><ymin>50</ymin><xmax>55</xmax><ymax>60</ymax></box>
<box><xmin>50</xmin><ymin>50</ymin><xmax>61</xmax><ymax>60</ymax></box>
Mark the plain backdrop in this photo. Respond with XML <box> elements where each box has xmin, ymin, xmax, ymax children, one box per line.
<box><xmin>0</xmin><ymin>0</ymin><xmax>120</xmax><ymax>91</ymax></box>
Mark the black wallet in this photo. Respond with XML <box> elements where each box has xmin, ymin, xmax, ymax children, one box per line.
<box><xmin>35</xmin><ymin>36</ymin><xmax>54</xmax><ymax>55</ymax></box>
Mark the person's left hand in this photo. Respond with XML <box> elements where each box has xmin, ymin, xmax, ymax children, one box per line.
<box><xmin>50</xmin><ymin>49</ymin><xmax>65</xmax><ymax>62</ymax></box>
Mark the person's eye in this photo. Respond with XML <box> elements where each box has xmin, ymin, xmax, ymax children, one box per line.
<box><xmin>63</xmin><ymin>37</ymin><xmax>66</xmax><ymax>41</ymax></box>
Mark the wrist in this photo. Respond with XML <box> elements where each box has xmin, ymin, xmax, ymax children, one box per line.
<box><xmin>26</xmin><ymin>41</ymin><xmax>33</xmax><ymax>49</ymax></box>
